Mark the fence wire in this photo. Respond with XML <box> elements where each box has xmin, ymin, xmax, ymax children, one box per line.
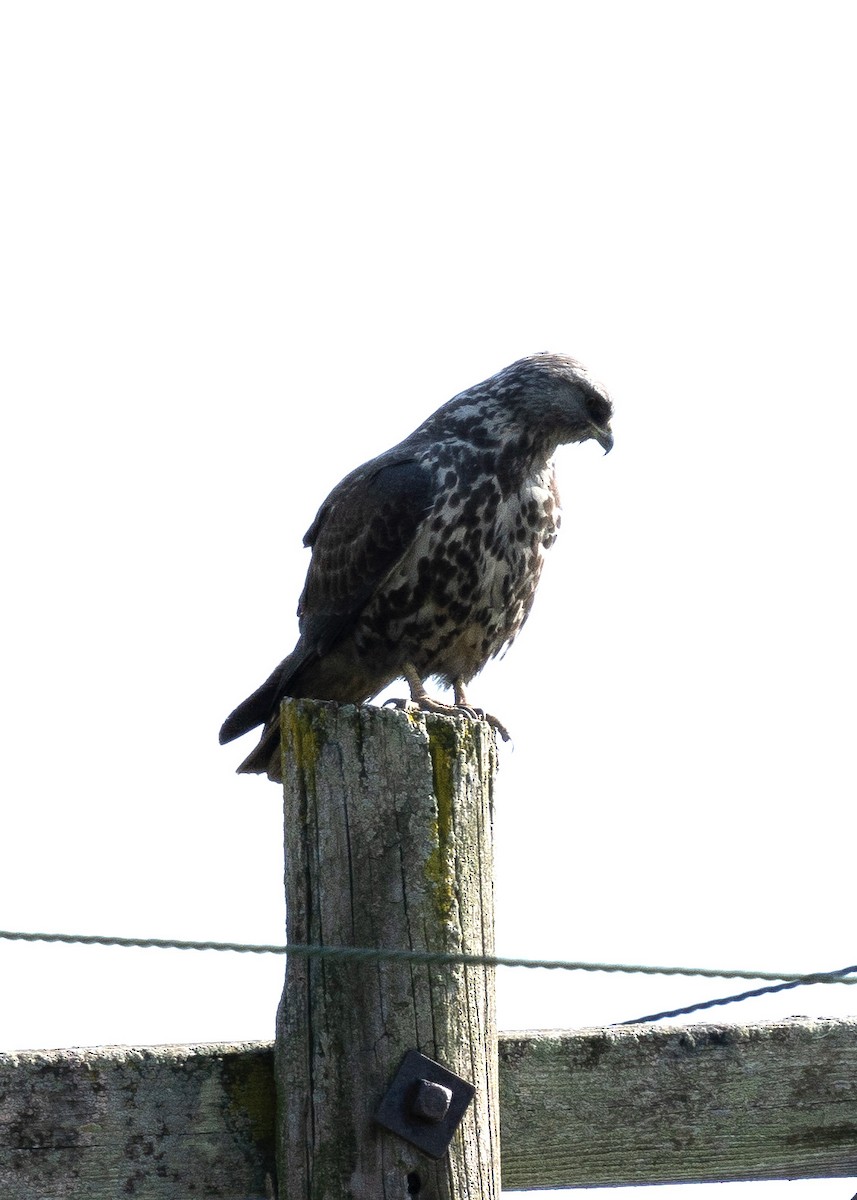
<box><xmin>2</xmin><ymin>928</ymin><xmax>856</xmax><ymax>1022</ymax></box>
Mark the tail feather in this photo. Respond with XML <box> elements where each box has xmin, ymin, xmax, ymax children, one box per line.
<box><xmin>219</xmin><ymin>649</ymin><xmax>305</xmax><ymax>745</ymax></box>
<box><xmin>235</xmin><ymin>715</ymin><xmax>282</xmax><ymax>780</ymax></box>
<box><xmin>221</xmin><ymin>637</ymin><xmax>389</xmax><ymax>781</ymax></box>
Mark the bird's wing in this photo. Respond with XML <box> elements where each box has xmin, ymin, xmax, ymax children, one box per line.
<box><xmin>218</xmin><ymin>455</ymin><xmax>435</xmax><ymax>747</ymax></box>
<box><xmin>298</xmin><ymin>454</ymin><xmax>436</xmax><ymax>656</ymax></box>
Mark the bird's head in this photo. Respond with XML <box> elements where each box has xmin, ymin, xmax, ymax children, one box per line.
<box><xmin>492</xmin><ymin>352</ymin><xmax>614</xmax><ymax>455</ymax></box>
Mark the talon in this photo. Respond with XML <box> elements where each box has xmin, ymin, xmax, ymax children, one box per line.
<box><xmin>387</xmin><ymin>694</ymin><xmax>511</xmax><ymax>742</ymax></box>
<box><xmin>456</xmin><ymin>703</ymin><xmax>511</xmax><ymax>741</ymax></box>
<box><xmin>481</xmin><ymin>712</ymin><xmax>512</xmax><ymax>743</ymax></box>
<box><xmin>391</xmin><ymin>662</ymin><xmax>512</xmax><ymax>741</ymax></box>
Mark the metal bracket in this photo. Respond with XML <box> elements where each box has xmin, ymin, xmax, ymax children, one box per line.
<box><xmin>374</xmin><ymin>1049</ymin><xmax>475</xmax><ymax>1160</ymax></box>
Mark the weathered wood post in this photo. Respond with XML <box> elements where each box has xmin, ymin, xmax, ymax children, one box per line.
<box><xmin>274</xmin><ymin>699</ymin><xmax>499</xmax><ymax>1199</ymax></box>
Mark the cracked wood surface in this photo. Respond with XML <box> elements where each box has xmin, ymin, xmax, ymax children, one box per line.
<box><xmin>4</xmin><ymin>1019</ymin><xmax>857</xmax><ymax>1194</ymax></box>
<box><xmin>499</xmin><ymin>1016</ymin><xmax>857</xmax><ymax>1188</ymax></box>
<box><xmin>275</xmin><ymin>700</ymin><xmax>500</xmax><ymax>1199</ymax></box>
<box><xmin>0</xmin><ymin>1041</ymin><xmax>276</xmax><ymax>1198</ymax></box>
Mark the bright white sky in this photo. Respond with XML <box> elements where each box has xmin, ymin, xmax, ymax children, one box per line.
<box><xmin>2</xmin><ymin>3</ymin><xmax>855</xmax><ymax>1197</ymax></box>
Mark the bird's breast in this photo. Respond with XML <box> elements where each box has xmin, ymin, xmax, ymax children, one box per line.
<box><xmin>355</xmin><ymin>463</ymin><xmax>561</xmax><ymax>682</ymax></box>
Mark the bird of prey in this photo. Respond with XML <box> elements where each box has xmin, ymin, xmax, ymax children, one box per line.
<box><xmin>220</xmin><ymin>352</ymin><xmax>613</xmax><ymax>779</ymax></box>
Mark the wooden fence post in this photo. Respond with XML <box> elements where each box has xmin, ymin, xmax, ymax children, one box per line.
<box><xmin>274</xmin><ymin>699</ymin><xmax>499</xmax><ymax>1199</ymax></box>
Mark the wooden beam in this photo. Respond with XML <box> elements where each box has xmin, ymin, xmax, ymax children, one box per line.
<box><xmin>3</xmin><ymin>1018</ymin><xmax>857</xmax><ymax>1194</ymax></box>
<box><xmin>0</xmin><ymin>1042</ymin><xmax>275</xmax><ymax>1199</ymax></box>
<box><xmin>276</xmin><ymin>699</ymin><xmax>500</xmax><ymax>1198</ymax></box>
<box><xmin>499</xmin><ymin>1018</ymin><xmax>857</xmax><ymax>1188</ymax></box>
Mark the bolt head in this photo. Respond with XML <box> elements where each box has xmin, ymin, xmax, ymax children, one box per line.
<box><xmin>409</xmin><ymin>1078</ymin><xmax>453</xmax><ymax>1123</ymax></box>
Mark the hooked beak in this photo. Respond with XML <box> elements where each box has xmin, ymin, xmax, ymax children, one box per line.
<box><xmin>594</xmin><ymin>425</ymin><xmax>614</xmax><ymax>454</ymax></box>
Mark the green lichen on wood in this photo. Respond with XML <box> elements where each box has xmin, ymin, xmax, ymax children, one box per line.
<box><xmin>425</xmin><ymin>716</ymin><xmax>467</xmax><ymax>925</ymax></box>
<box><xmin>280</xmin><ymin>699</ymin><xmax>326</xmax><ymax>791</ymax></box>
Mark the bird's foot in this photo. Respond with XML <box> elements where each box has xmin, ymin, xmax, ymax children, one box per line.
<box><xmin>463</xmin><ymin>706</ymin><xmax>512</xmax><ymax>744</ymax></box>
<box><xmin>384</xmin><ymin>695</ymin><xmax>511</xmax><ymax>742</ymax></box>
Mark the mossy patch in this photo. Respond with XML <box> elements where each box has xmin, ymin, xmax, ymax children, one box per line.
<box><xmin>280</xmin><ymin>700</ymin><xmax>327</xmax><ymax>791</ymax></box>
<box><xmin>425</xmin><ymin>717</ymin><xmax>469</xmax><ymax>923</ymax></box>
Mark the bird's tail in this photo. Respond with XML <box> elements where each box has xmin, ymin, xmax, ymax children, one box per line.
<box><xmin>220</xmin><ymin>639</ymin><xmax>378</xmax><ymax>781</ymax></box>
<box><xmin>219</xmin><ymin>653</ymin><xmax>299</xmax><ymax>745</ymax></box>
<box><xmin>234</xmin><ymin>715</ymin><xmax>282</xmax><ymax>780</ymax></box>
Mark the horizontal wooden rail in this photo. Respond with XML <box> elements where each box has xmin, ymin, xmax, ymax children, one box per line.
<box><xmin>499</xmin><ymin>1017</ymin><xmax>857</xmax><ymax>1188</ymax></box>
<box><xmin>2</xmin><ymin>1017</ymin><xmax>856</xmax><ymax>1195</ymax></box>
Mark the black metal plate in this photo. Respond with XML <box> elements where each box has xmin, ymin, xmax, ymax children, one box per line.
<box><xmin>374</xmin><ymin>1049</ymin><xmax>475</xmax><ymax>1160</ymax></box>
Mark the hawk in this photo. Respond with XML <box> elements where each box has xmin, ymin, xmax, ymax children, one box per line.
<box><xmin>220</xmin><ymin>353</ymin><xmax>613</xmax><ymax>779</ymax></box>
